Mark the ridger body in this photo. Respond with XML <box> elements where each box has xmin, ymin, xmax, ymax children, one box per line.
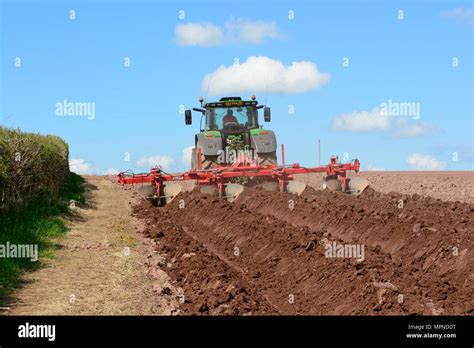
<box><xmin>117</xmin><ymin>96</ymin><xmax>369</xmax><ymax>205</ymax></box>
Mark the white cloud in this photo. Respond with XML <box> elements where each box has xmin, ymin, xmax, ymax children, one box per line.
<box><xmin>393</xmin><ymin>122</ymin><xmax>436</xmax><ymax>137</ymax></box>
<box><xmin>182</xmin><ymin>146</ymin><xmax>194</xmax><ymax>167</ymax></box>
<box><xmin>333</xmin><ymin>107</ymin><xmax>437</xmax><ymax>137</ymax></box>
<box><xmin>136</xmin><ymin>155</ymin><xmax>175</xmax><ymax>171</ymax></box>
<box><xmin>406</xmin><ymin>154</ymin><xmax>447</xmax><ymax>170</ymax></box>
<box><xmin>225</xmin><ymin>18</ymin><xmax>281</xmax><ymax>44</ymax></box>
<box><xmin>441</xmin><ymin>7</ymin><xmax>473</xmax><ymax>25</ymax></box>
<box><xmin>175</xmin><ymin>23</ymin><xmax>224</xmax><ymax>46</ymax></box>
<box><xmin>102</xmin><ymin>168</ymin><xmax>119</xmax><ymax>175</ymax></box>
<box><xmin>366</xmin><ymin>164</ymin><xmax>386</xmax><ymax>171</ymax></box>
<box><xmin>175</xmin><ymin>19</ymin><xmax>282</xmax><ymax>46</ymax></box>
<box><xmin>333</xmin><ymin>107</ymin><xmax>391</xmax><ymax>132</ymax></box>
<box><xmin>202</xmin><ymin>56</ymin><xmax>330</xmax><ymax>95</ymax></box>
<box><xmin>69</xmin><ymin>158</ymin><xmax>96</xmax><ymax>174</ymax></box>
<box><xmin>69</xmin><ymin>159</ymin><xmax>121</xmax><ymax>175</ymax></box>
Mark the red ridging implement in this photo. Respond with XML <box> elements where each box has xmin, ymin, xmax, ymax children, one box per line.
<box><xmin>117</xmin><ymin>144</ymin><xmax>368</xmax><ymax>206</ymax></box>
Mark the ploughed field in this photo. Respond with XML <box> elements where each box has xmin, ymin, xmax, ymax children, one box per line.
<box><xmin>129</xmin><ymin>172</ymin><xmax>473</xmax><ymax>315</ymax></box>
<box><xmin>296</xmin><ymin>171</ymin><xmax>474</xmax><ymax>204</ymax></box>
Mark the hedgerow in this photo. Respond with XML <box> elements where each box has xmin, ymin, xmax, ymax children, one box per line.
<box><xmin>0</xmin><ymin>127</ymin><xmax>70</xmax><ymax>212</ymax></box>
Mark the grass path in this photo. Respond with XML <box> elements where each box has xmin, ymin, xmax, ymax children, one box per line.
<box><xmin>6</xmin><ymin>176</ymin><xmax>171</xmax><ymax>315</ymax></box>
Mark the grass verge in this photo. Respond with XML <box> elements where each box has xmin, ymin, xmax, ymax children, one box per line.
<box><xmin>0</xmin><ymin>172</ymin><xmax>86</xmax><ymax>301</ymax></box>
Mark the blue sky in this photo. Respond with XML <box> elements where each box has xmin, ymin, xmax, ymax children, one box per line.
<box><xmin>1</xmin><ymin>0</ymin><xmax>473</xmax><ymax>174</ymax></box>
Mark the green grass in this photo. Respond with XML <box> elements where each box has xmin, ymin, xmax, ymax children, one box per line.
<box><xmin>0</xmin><ymin>172</ymin><xmax>86</xmax><ymax>300</ymax></box>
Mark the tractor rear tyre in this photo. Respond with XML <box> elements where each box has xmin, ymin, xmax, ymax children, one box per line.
<box><xmin>192</xmin><ymin>144</ymin><xmax>219</xmax><ymax>170</ymax></box>
<box><xmin>257</xmin><ymin>151</ymin><xmax>277</xmax><ymax>166</ymax></box>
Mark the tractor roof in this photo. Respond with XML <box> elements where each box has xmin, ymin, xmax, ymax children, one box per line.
<box><xmin>219</xmin><ymin>97</ymin><xmax>241</xmax><ymax>101</ymax></box>
<box><xmin>204</xmin><ymin>97</ymin><xmax>258</xmax><ymax>108</ymax></box>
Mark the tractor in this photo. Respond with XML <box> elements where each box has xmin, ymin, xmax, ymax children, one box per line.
<box><xmin>117</xmin><ymin>96</ymin><xmax>369</xmax><ymax>205</ymax></box>
<box><xmin>185</xmin><ymin>96</ymin><xmax>277</xmax><ymax>169</ymax></box>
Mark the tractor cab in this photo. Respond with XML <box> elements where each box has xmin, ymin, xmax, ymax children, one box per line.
<box><xmin>185</xmin><ymin>96</ymin><xmax>276</xmax><ymax>169</ymax></box>
<box><xmin>185</xmin><ymin>96</ymin><xmax>271</xmax><ymax>130</ymax></box>
<box><xmin>205</xmin><ymin>102</ymin><xmax>258</xmax><ymax>132</ymax></box>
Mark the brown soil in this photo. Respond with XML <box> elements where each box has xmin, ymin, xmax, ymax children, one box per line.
<box><xmin>6</xmin><ymin>172</ymin><xmax>473</xmax><ymax>316</ymax></box>
<box><xmin>295</xmin><ymin>171</ymin><xmax>474</xmax><ymax>204</ymax></box>
<box><xmin>132</xmin><ymin>182</ymin><xmax>473</xmax><ymax>315</ymax></box>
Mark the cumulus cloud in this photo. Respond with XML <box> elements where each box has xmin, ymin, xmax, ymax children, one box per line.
<box><xmin>393</xmin><ymin>121</ymin><xmax>437</xmax><ymax>137</ymax></box>
<box><xmin>441</xmin><ymin>7</ymin><xmax>473</xmax><ymax>25</ymax></box>
<box><xmin>69</xmin><ymin>158</ymin><xmax>96</xmax><ymax>174</ymax></box>
<box><xmin>175</xmin><ymin>23</ymin><xmax>224</xmax><ymax>46</ymax></box>
<box><xmin>332</xmin><ymin>106</ymin><xmax>437</xmax><ymax>137</ymax></box>
<box><xmin>406</xmin><ymin>154</ymin><xmax>447</xmax><ymax>170</ymax></box>
<box><xmin>333</xmin><ymin>107</ymin><xmax>391</xmax><ymax>132</ymax></box>
<box><xmin>182</xmin><ymin>146</ymin><xmax>194</xmax><ymax>167</ymax></box>
<box><xmin>136</xmin><ymin>155</ymin><xmax>175</xmax><ymax>171</ymax></box>
<box><xmin>202</xmin><ymin>56</ymin><xmax>330</xmax><ymax>95</ymax></box>
<box><xmin>175</xmin><ymin>18</ymin><xmax>282</xmax><ymax>46</ymax></box>
<box><xmin>102</xmin><ymin>168</ymin><xmax>119</xmax><ymax>175</ymax></box>
<box><xmin>225</xmin><ymin>18</ymin><xmax>281</xmax><ymax>44</ymax></box>
<box><xmin>69</xmin><ymin>159</ymin><xmax>123</xmax><ymax>175</ymax></box>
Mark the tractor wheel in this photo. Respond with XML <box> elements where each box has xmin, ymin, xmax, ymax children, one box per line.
<box><xmin>192</xmin><ymin>144</ymin><xmax>219</xmax><ymax>170</ymax></box>
<box><xmin>201</xmin><ymin>155</ymin><xmax>219</xmax><ymax>169</ymax></box>
<box><xmin>257</xmin><ymin>151</ymin><xmax>277</xmax><ymax>166</ymax></box>
<box><xmin>191</xmin><ymin>148</ymin><xmax>196</xmax><ymax>169</ymax></box>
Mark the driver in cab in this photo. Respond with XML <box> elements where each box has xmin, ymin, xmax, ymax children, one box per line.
<box><xmin>223</xmin><ymin>109</ymin><xmax>239</xmax><ymax>127</ymax></box>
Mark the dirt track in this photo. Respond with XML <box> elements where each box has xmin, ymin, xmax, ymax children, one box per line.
<box><xmin>7</xmin><ymin>176</ymin><xmax>176</xmax><ymax>315</ymax></box>
<box><xmin>132</xmin><ymin>175</ymin><xmax>473</xmax><ymax>315</ymax></box>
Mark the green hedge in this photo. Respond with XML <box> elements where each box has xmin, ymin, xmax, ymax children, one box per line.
<box><xmin>0</xmin><ymin>172</ymin><xmax>85</xmax><ymax>299</ymax></box>
<box><xmin>0</xmin><ymin>127</ymin><xmax>70</xmax><ymax>212</ymax></box>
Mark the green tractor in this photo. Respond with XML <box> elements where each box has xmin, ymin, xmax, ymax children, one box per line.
<box><xmin>185</xmin><ymin>96</ymin><xmax>277</xmax><ymax>169</ymax></box>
